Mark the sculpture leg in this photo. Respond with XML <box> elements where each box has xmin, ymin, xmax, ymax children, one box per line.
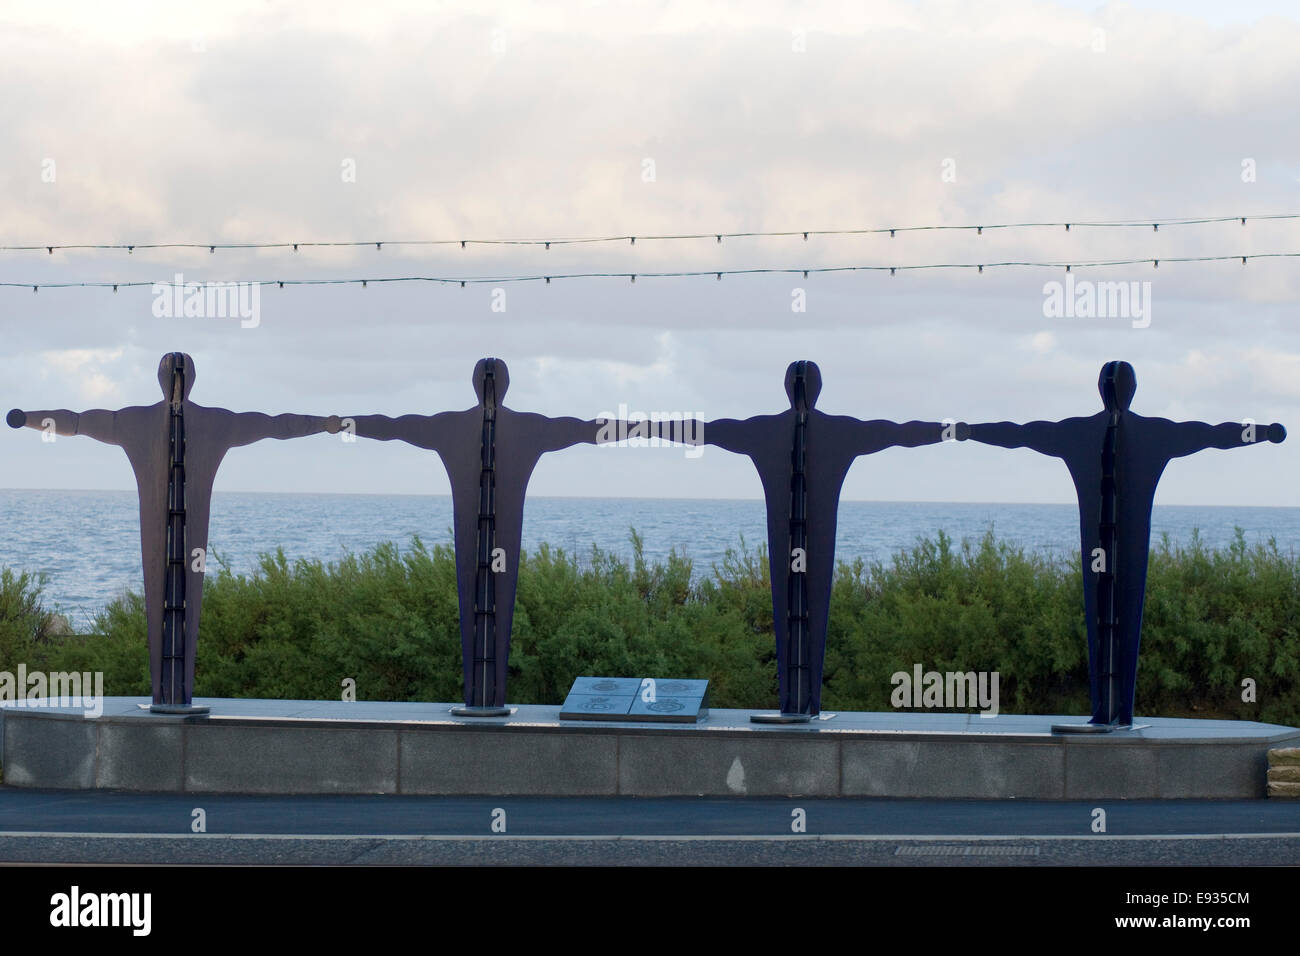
<box><xmin>1090</xmin><ymin>616</ymin><xmax>1116</xmax><ymax>726</ymax></box>
<box><xmin>1055</xmin><ymin>511</ymin><xmax>1120</xmax><ymax>734</ymax></box>
<box><xmin>751</xmin><ymin>434</ymin><xmax>816</xmax><ymax>725</ymax></box>
<box><xmin>1112</xmin><ymin>575</ymin><xmax>1147</xmax><ymax>727</ymax></box>
<box><xmin>1068</xmin><ymin>620</ymin><xmax>1137</xmax><ymax>730</ymax></box>
<box><xmin>449</xmin><ymin>496</ymin><xmax>511</xmax><ymax>717</ymax></box>
<box><xmin>149</xmin><ymin>561</ymin><xmax>209</xmax><ymax>714</ymax></box>
<box><xmin>493</xmin><ymin>627</ymin><xmax>511</xmax><ymax>710</ymax></box>
<box><xmin>1078</xmin><ymin>543</ymin><xmax>1145</xmax><ymax>730</ymax></box>
<box><xmin>449</xmin><ymin>595</ymin><xmax>509</xmax><ymax>717</ymax></box>
<box><xmin>752</xmin><ymin>585</ymin><xmax>815</xmax><ymax>724</ymax></box>
<box><xmin>1053</xmin><ymin>620</ymin><xmax>1115</xmax><ymax>734</ymax></box>
<box><xmin>149</xmin><ymin>396</ymin><xmax>207</xmax><ymax>715</ymax></box>
<box><xmin>449</xmin><ymin>412</ymin><xmax>511</xmax><ymax>717</ymax></box>
<box><xmin>138</xmin><ymin>499</ymin><xmax>207</xmax><ymax>716</ymax></box>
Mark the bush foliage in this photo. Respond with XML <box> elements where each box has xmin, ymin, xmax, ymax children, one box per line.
<box><xmin>3</xmin><ymin>528</ymin><xmax>1296</xmax><ymax>725</ymax></box>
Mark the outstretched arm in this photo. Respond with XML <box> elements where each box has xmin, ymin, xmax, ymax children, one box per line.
<box><xmin>701</xmin><ymin>417</ymin><xmax>764</xmax><ymax>456</ymax></box>
<box><xmin>7</xmin><ymin>407</ymin><xmax>125</xmax><ymax>446</ymax></box>
<box><xmin>968</xmin><ymin>420</ymin><xmax>1068</xmax><ymax>459</ymax></box>
<box><xmin>842</xmin><ymin>418</ymin><xmax>968</xmax><ymax>456</ymax></box>
<box><xmin>533</xmin><ymin>414</ymin><xmax>704</xmax><ymax>453</ymax></box>
<box><xmin>227</xmin><ymin>412</ymin><xmax>340</xmax><ymax>448</ymax></box>
<box><xmin>537</xmin><ymin>415</ymin><xmax>611</xmax><ymax>452</ymax></box>
<box><xmin>583</xmin><ymin>416</ymin><xmax>703</xmax><ymax>451</ymax></box>
<box><xmin>348</xmin><ymin>412</ymin><xmax>456</xmax><ymax>452</ymax></box>
<box><xmin>1161</xmin><ymin>420</ymin><xmax>1286</xmax><ymax>459</ymax></box>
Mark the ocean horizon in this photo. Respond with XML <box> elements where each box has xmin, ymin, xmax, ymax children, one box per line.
<box><xmin>3</xmin><ymin>488</ymin><xmax>1297</xmax><ymax>626</ymax></box>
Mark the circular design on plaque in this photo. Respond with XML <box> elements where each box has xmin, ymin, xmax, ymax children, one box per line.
<box><xmin>590</xmin><ymin>681</ymin><xmax>622</xmax><ymax>692</ymax></box>
<box><xmin>657</xmin><ymin>681</ymin><xmax>691</xmax><ymax>694</ymax></box>
<box><xmin>647</xmin><ymin>700</ymin><xmax>685</xmax><ymax>713</ymax></box>
<box><xmin>584</xmin><ymin>697</ymin><xmax>615</xmax><ymax>711</ymax></box>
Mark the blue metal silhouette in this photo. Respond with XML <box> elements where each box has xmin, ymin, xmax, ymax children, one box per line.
<box><xmin>7</xmin><ymin>353</ymin><xmax>339</xmax><ymax>712</ymax></box>
<box><xmin>968</xmin><ymin>360</ymin><xmax>1286</xmax><ymax>731</ymax></box>
<box><xmin>704</xmin><ymin>361</ymin><xmax>966</xmax><ymax>721</ymax></box>
<box><xmin>346</xmin><ymin>358</ymin><xmax>639</xmax><ymax>715</ymax></box>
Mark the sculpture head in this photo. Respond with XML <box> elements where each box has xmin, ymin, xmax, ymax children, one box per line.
<box><xmin>157</xmin><ymin>352</ymin><xmax>196</xmax><ymax>404</ymax></box>
<box><xmin>1098</xmin><ymin>360</ymin><xmax>1136</xmax><ymax>413</ymax></box>
<box><xmin>472</xmin><ymin>357</ymin><xmax>509</xmax><ymax>408</ymax></box>
<box><xmin>784</xmin><ymin>360</ymin><xmax>822</xmax><ymax>412</ymax></box>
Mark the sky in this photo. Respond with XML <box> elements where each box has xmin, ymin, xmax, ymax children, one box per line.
<box><xmin>2</xmin><ymin>0</ymin><xmax>1299</xmax><ymax>506</ymax></box>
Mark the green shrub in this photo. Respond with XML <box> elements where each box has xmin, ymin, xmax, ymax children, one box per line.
<box><xmin>0</xmin><ymin>568</ymin><xmax>54</xmax><ymax>670</ymax></box>
<box><xmin>16</xmin><ymin>527</ymin><xmax>1300</xmax><ymax>725</ymax></box>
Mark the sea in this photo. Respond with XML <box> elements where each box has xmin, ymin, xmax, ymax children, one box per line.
<box><xmin>1</xmin><ymin>489</ymin><xmax>1297</xmax><ymax>628</ymax></box>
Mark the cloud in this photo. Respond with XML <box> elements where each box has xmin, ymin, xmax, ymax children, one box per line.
<box><xmin>39</xmin><ymin>347</ymin><xmax>124</xmax><ymax>374</ymax></box>
<box><xmin>34</xmin><ymin>348</ymin><xmax>127</xmax><ymax>403</ymax></box>
<box><xmin>3</xmin><ymin>1</ymin><xmax>1298</xmax><ymax>504</ymax></box>
<box><xmin>1242</xmin><ymin>347</ymin><xmax>1300</xmax><ymax>399</ymax></box>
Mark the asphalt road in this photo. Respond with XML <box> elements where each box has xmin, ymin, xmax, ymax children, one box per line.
<box><xmin>1</xmin><ymin>788</ymin><xmax>1297</xmax><ymax>865</ymax></box>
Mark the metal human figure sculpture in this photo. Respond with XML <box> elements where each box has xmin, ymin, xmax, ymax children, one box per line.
<box><xmin>968</xmin><ymin>360</ymin><xmax>1286</xmax><ymax>732</ymax></box>
<box><xmin>347</xmin><ymin>358</ymin><xmax>640</xmax><ymax>716</ymax></box>
<box><xmin>704</xmin><ymin>361</ymin><xmax>966</xmax><ymax>722</ymax></box>
<box><xmin>7</xmin><ymin>352</ymin><xmax>340</xmax><ymax>713</ymax></box>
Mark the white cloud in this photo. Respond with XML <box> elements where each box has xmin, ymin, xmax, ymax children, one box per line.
<box><xmin>1028</xmin><ymin>331</ymin><xmax>1055</xmax><ymax>354</ymax></box>
<box><xmin>36</xmin><ymin>348</ymin><xmax>127</xmax><ymax>405</ymax></box>
<box><xmin>1242</xmin><ymin>347</ymin><xmax>1300</xmax><ymax>399</ymax></box>
<box><xmin>3</xmin><ymin>1</ymin><xmax>1299</xmax><ymax>504</ymax></box>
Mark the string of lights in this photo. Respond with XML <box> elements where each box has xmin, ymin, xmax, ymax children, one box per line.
<box><xmin>2</xmin><ymin>213</ymin><xmax>1296</xmax><ymax>254</ymax></box>
<box><xmin>3</xmin><ymin>252</ymin><xmax>1296</xmax><ymax>292</ymax></box>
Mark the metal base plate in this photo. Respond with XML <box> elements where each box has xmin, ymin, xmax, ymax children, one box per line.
<box><xmin>449</xmin><ymin>705</ymin><xmax>513</xmax><ymax>717</ymax></box>
<box><xmin>751</xmin><ymin>712</ymin><xmax>814</xmax><ymax>724</ymax></box>
<box><xmin>149</xmin><ymin>704</ymin><xmax>210</xmax><ymax>716</ymax></box>
<box><xmin>1052</xmin><ymin>721</ymin><xmax>1132</xmax><ymax>734</ymax></box>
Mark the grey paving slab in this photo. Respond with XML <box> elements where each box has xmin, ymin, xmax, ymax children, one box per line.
<box><xmin>287</xmin><ymin>701</ymin><xmax>453</xmax><ymax>721</ymax></box>
<box><xmin>185</xmin><ymin>723</ymin><xmax>399</xmax><ymax>794</ymax></box>
<box><xmin>400</xmin><ymin>729</ymin><xmax>618</xmax><ymax>795</ymax></box>
<box><xmin>1154</xmin><ymin>744</ymin><xmax>1270</xmax><ymax>798</ymax></box>
<box><xmin>96</xmin><ymin>721</ymin><xmax>184</xmax><ymax>791</ymax></box>
<box><xmin>3</xmin><ymin>698</ymin><xmax>1296</xmax><ymax>799</ymax></box>
<box><xmin>2</xmin><ymin>713</ymin><xmax>96</xmax><ymax>789</ymax></box>
<box><xmin>618</xmin><ymin>734</ymin><xmax>840</xmax><ymax>796</ymax></box>
<box><xmin>842</xmin><ymin>740</ymin><xmax>1065</xmax><ymax>799</ymax></box>
<box><xmin>1063</xmin><ymin>740</ymin><xmax>1161</xmax><ymax>800</ymax></box>
<box><xmin>10</xmin><ymin>698</ymin><xmax>1294</xmax><ymax>739</ymax></box>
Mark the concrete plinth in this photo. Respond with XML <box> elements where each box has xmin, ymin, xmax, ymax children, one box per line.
<box><xmin>2</xmin><ymin>698</ymin><xmax>1296</xmax><ymax>799</ymax></box>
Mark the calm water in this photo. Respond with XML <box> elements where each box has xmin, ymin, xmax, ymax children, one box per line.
<box><xmin>1</xmin><ymin>489</ymin><xmax>1297</xmax><ymax>626</ymax></box>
